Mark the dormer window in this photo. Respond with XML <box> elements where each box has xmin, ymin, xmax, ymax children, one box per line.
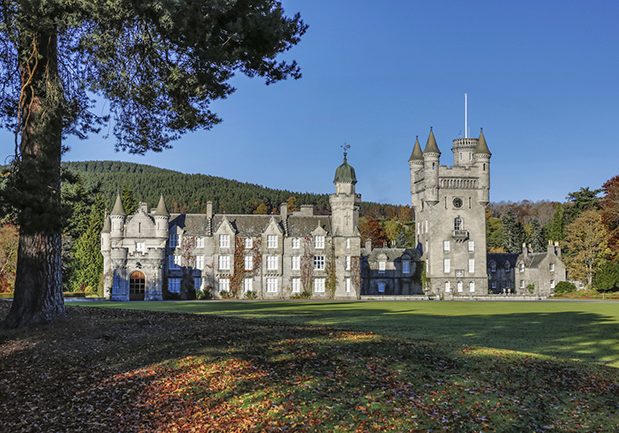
<box><xmin>196</xmin><ymin>237</ymin><xmax>205</xmax><ymax>248</ymax></box>
<box><xmin>292</xmin><ymin>238</ymin><xmax>301</xmax><ymax>249</ymax></box>
<box><xmin>169</xmin><ymin>233</ymin><xmax>178</xmax><ymax>248</ymax></box>
<box><xmin>244</xmin><ymin>237</ymin><xmax>253</xmax><ymax>249</ymax></box>
<box><xmin>378</xmin><ymin>260</ymin><xmax>386</xmax><ymax>274</ymax></box>
<box><xmin>267</xmin><ymin>235</ymin><xmax>278</xmax><ymax>249</ymax></box>
<box><xmin>219</xmin><ymin>234</ymin><xmax>230</xmax><ymax>249</ymax></box>
<box><xmin>549</xmin><ymin>263</ymin><xmax>555</xmax><ymax>272</ymax></box>
<box><xmin>519</xmin><ymin>263</ymin><xmax>525</xmax><ymax>273</ymax></box>
<box><xmin>314</xmin><ymin>235</ymin><xmax>325</xmax><ymax>249</ymax></box>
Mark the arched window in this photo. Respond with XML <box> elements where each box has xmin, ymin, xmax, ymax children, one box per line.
<box><xmin>129</xmin><ymin>271</ymin><xmax>146</xmax><ymax>301</ymax></box>
<box><xmin>454</xmin><ymin>216</ymin><xmax>463</xmax><ymax>231</ymax></box>
<box><xmin>489</xmin><ymin>261</ymin><xmax>496</xmax><ymax>273</ymax></box>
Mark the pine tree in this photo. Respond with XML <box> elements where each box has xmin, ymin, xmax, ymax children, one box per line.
<box><xmin>527</xmin><ymin>220</ymin><xmax>546</xmax><ymax>252</ymax></box>
<box><xmin>545</xmin><ymin>204</ymin><xmax>565</xmax><ymax>242</ymax></box>
<box><xmin>502</xmin><ymin>211</ymin><xmax>525</xmax><ymax>253</ymax></box>
<box><xmin>121</xmin><ymin>186</ymin><xmax>138</xmax><ymax>215</ymax></box>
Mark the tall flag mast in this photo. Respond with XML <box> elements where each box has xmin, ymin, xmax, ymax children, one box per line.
<box><xmin>464</xmin><ymin>93</ymin><xmax>469</xmax><ymax>138</ymax></box>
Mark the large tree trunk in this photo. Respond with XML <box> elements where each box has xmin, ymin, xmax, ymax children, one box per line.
<box><xmin>4</xmin><ymin>29</ymin><xmax>65</xmax><ymax>328</ymax></box>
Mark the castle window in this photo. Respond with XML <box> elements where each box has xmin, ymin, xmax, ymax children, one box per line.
<box><xmin>469</xmin><ymin>281</ymin><xmax>476</xmax><ymax>293</ymax></box>
<box><xmin>314</xmin><ymin>235</ymin><xmax>325</xmax><ymax>249</ymax></box>
<box><xmin>457</xmin><ymin>281</ymin><xmax>463</xmax><ymax>292</ymax></box>
<box><xmin>291</xmin><ymin>256</ymin><xmax>301</xmax><ymax>271</ymax></box>
<box><xmin>219</xmin><ymin>278</ymin><xmax>230</xmax><ymax>292</ymax></box>
<box><xmin>314</xmin><ymin>255</ymin><xmax>325</xmax><ymax>271</ymax></box>
<box><xmin>443</xmin><ymin>258</ymin><xmax>451</xmax><ymax>273</ymax></box>
<box><xmin>490</xmin><ymin>261</ymin><xmax>496</xmax><ymax>273</ymax></box>
<box><xmin>194</xmin><ymin>277</ymin><xmax>202</xmax><ymax>290</ymax></box>
<box><xmin>219</xmin><ymin>234</ymin><xmax>230</xmax><ymax>249</ymax></box>
<box><xmin>520</xmin><ymin>280</ymin><xmax>525</xmax><ymax>289</ymax></box>
<box><xmin>267</xmin><ymin>235</ymin><xmax>278</xmax><ymax>249</ymax></box>
<box><xmin>550</xmin><ymin>279</ymin><xmax>556</xmax><ymax>289</ymax></box>
<box><xmin>377</xmin><ymin>282</ymin><xmax>386</xmax><ymax>293</ymax></box>
<box><xmin>468</xmin><ymin>258</ymin><xmax>475</xmax><ymax>273</ymax></box>
<box><xmin>549</xmin><ymin>263</ymin><xmax>555</xmax><ymax>272</ymax></box>
<box><xmin>169</xmin><ymin>233</ymin><xmax>178</xmax><ymax>248</ymax></box>
<box><xmin>244</xmin><ymin>237</ymin><xmax>253</xmax><ymax>249</ymax></box>
<box><xmin>425</xmin><ymin>220</ymin><xmax>429</xmax><ymax>233</ymax></box>
<box><xmin>346</xmin><ymin>277</ymin><xmax>352</xmax><ymax>293</ymax></box>
<box><xmin>168</xmin><ymin>278</ymin><xmax>181</xmax><ymax>294</ymax></box>
<box><xmin>169</xmin><ymin>255</ymin><xmax>181</xmax><ymax>269</ymax></box>
<box><xmin>519</xmin><ymin>263</ymin><xmax>525</xmax><ymax>273</ymax></box>
<box><xmin>443</xmin><ymin>240</ymin><xmax>450</xmax><ymax>252</ymax></box>
<box><xmin>345</xmin><ymin>256</ymin><xmax>351</xmax><ymax>271</ymax></box>
<box><xmin>196</xmin><ymin>255</ymin><xmax>204</xmax><ymax>270</ymax></box>
<box><xmin>292</xmin><ymin>238</ymin><xmax>301</xmax><ymax>249</ymax></box>
<box><xmin>314</xmin><ymin>278</ymin><xmax>326</xmax><ymax>293</ymax></box>
<box><xmin>483</xmin><ymin>163</ymin><xmax>486</xmax><ymax>171</ymax></box>
<box><xmin>218</xmin><ymin>255</ymin><xmax>231</xmax><ymax>271</ymax></box>
<box><xmin>267</xmin><ymin>255</ymin><xmax>279</xmax><ymax>271</ymax></box>
<box><xmin>136</xmin><ymin>242</ymin><xmax>146</xmax><ymax>253</ymax></box>
<box><xmin>454</xmin><ymin>217</ymin><xmax>463</xmax><ymax>231</ymax></box>
<box><xmin>196</xmin><ymin>237</ymin><xmax>205</xmax><ymax>248</ymax></box>
<box><xmin>504</xmin><ymin>261</ymin><xmax>511</xmax><ymax>271</ymax></box>
<box><xmin>346</xmin><ymin>238</ymin><xmax>351</xmax><ymax>250</ymax></box>
<box><xmin>244</xmin><ymin>278</ymin><xmax>253</xmax><ymax>293</ymax></box>
<box><xmin>402</xmin><ymin>260</ymin><xmax>411</xmax><ymax>275</ymax></box>
<box><xmin>267</xmin><ymin>278</ymin><xmax>279</xmax><ymax>293</ymax></box>
<box><xmin>492</xmin><ymin>281</ymin><xmax>497</xmax><ymax>289</ymax></box>
<box><xmin>444</xmin><ymin>281</ymin><xmax>451</xmax><ymax>292</ymax></box>
<box><xmin>244</xmin><ymin>255</ymin><xmax>253</xmax><ymax>271</ymax></box>
<box><xmin>378</xmin><ymin>260</ymin><xmax>386</xmax><ymax>274</ymax></box>
<box><xmin>468</xmin><ymin>240</ymin><xmax>475</xmax><ymax>252</ymax></box>
<box><xmin>291</xmin><ymin>278</ymin><xmax>301</xmax><ymax>293</ymax></box>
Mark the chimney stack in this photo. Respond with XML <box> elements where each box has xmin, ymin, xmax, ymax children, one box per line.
<box><xmin>365</xmin><ymin>239</ymin><xmax>372</xmax><ymax>252</ymax></box>
<box><xmin>522</xmin><ymin>243</ymin><xmax>528</xmax><ymax>258</ymax></box>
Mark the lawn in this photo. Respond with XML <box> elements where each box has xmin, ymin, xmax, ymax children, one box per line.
<box><xmin>1</xmin><ymin>301</ymin><xmax>618</xmax><ymax>432</ymax></box>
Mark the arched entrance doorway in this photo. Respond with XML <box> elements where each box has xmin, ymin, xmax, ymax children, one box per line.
<box><xmin>129</xmin><ymin>271</ymin><xmax>146</xmax><ymax>301</ymax></box>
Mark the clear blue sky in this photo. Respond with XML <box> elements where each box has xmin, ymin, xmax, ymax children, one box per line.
<box><xmin>1</xmin><ymin>0</ymin><xmax>618</xmax><ymax>205</ymax></box>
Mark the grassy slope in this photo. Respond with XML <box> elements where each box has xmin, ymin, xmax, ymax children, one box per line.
<box><xmin>82</xmin><ymin>300</ymin><xmax>619</xmax><ymax>368</ymax></box>
<box><xmin>1</xmin><ymin>303</ymin><xmax>618</xmax><ymax>432</ymax></box>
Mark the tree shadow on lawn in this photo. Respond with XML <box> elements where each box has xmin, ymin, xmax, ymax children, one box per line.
<box><xmin>1</xmin><ymin>305</ymin><xmax>618</xmax><ymax>433</ymax></box>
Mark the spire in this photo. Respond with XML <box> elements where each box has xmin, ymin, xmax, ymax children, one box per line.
<box><xmin>408</xmin><ymin>136</ymin><xmax>424</xmax><ymax>162</ymax></box>
<box><xmin>474</xmin><ymin>128</ymin><xmax>491</xmax><ymax>155</ymax></box>
<box><xmin>102</xmin><ymin>211</ymin><xmax>111</xmax><ymax>233</ymax></box>
<box><xmin>423</xmin><ymin>127</ymin><xmax>441</xmax><ymax>155</ymax></box>
<box><xmin>110</xmin><ymin>192</ymin><xmax>125</xmax><ymax>216</ymax></box>
<box><xmin>155</xmin><ymin>194</ymin><xmax>169</xmax><ymax>216</ymax></box>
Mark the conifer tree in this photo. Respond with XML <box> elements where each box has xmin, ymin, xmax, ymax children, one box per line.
<box><xmin>527</xmin><ymin>220</ymin><xmax>546</xmax><ymax>252</ymax></box>
<box><xmin>502</xmin><ymin>211</ymin><xmax>525</xmax><ymax>253</ymax></box>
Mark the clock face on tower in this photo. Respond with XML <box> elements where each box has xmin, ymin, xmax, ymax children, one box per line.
<box><xmin>453</xmin><ymin>197</ymin><xmax>463</xmax><ymax>209</ymax></box>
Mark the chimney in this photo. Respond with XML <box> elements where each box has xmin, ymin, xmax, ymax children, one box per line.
<box><xmin>553</xmin><ymin>241</ymin><xmax>561</xmax><ymax>257</ymax></box>
<box><xmin>522</xmin><ymin>242</ymin><xmax>528</xmax><ymax>258</ymax></box>
<box><xmin>206</xmin><ymin>201</ymin><xmax>213</xmax><ymax>219</ymax></box>
<box><xmin>547</xmin><ymin>240</ymin><xmax>554</xmax><ymax>256</ymax></box>
<box><xmin>280</xmin><ymin>202</ymin><xmax>288</xmax><ymax>220</ymax></box>
<box><xmin>365</xmin><ymin>239</ymin><xmax>372</xmax><ymax>251</ymax></box>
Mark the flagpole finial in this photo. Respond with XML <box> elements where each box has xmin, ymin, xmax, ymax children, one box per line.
<box><xmin>341</xmin><ymin>143</ymin><xmax>351</xmax><ymax>161</ymax></box>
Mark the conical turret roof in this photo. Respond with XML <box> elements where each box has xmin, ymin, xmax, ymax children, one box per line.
<box><xmin>475</xmin><ymin>128</ymin><xmax>491</xmax><ymax>155</ymax></box>
<box><xmin>408</xmin><ymin>136</ymin><xmax>424</xmax><ymax>162</ymax></box>
<box><xmin>423</xmin><ymin>127</ymin><xmax>441</xmax><ymax>154</ymax></box>
<box><xmin>334</xmin><ymin>154</ymin><xmax>357</xmax><ymax>184</ymax></box>
<box><xmin>102</xmin><ymin>211</ymin><xmax>111</xmax><ymax>233</ymax></box>
<box><xmin>155</xmin><ymin>194</ymin><xmax>169</xmax><ymax>216</ymax></box>
<box><xmin>110</xmin><ymin>192</ymin><xmax>125</xmax><ymax>216</ymax></box>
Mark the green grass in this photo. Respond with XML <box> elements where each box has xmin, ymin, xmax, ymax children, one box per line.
<box><xmin>80</xmin><ymin>300</ymin><xmax>619</xmax><ymax>368</ymax></box>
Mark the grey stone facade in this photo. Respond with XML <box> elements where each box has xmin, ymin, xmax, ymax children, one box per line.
<box><xmin>515</xmin><ymin>242</ymin><xmax>567</xmax><ymax>296</ymax></box>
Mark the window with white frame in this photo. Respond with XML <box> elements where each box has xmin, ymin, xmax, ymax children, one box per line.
<box><xmin>136</xmin><ymin>242</ymin><xmax>146</xmax><ymax>253</ymax></box>
<box><xmin>218</xmin><ymin>255</ymin><xmax>231</xmax><ymax>271</ymax></box>
<box><xmin>266</xmin><ymin>278</ymin><xmax>279</xmax><ymax>293</ymax></box>
<box><xmin>314</xmin><ymin>235</ymin><xmax>325</xmax><ymax>249</ymax></box>
<box><xmin>454</xmin><ymin>217</ymin><xmax>463</xmax><ymax>231</ymax></box>
<box><xmin>549</xmin><ymin>263</ymin><xmax>555</xmax><ymax>272</ymax></box>
<box><xmin>425</xmin><ymin>220</ymin><xmax>428</xmax><ymax>233</ymax></box>
<box><xmin>468</xmin><ymin>258</ymin><xmax>475</xmax><ymax>273</ymax></box>
<box><xmin>292</xmin><ymin>238</ymin><xmax>301</xmax><ymax>249</ymax></box>
<box><xmin>519</xmin><ymin>263</ymin><xmax>525</xmax><ymax>273</ymax></box>
<box><xmin>219</xmin><ymin>234</ymin><xmax>230</xmax><ymax>248</ymax></box>
<box><xmin>443</xmin><ymin>258</ymin><xmax>451</xmax><ymax>273</ymax></box>
<box><xmin>346</xmin><ymin>238</ymin><xmax>351</xmax><ymax>250</ymax></box>
<box><xmin>169</xmin><ymin>233</ymin><xmax>178</xmax><ymax>248</ymax></box>
<box><xmin>445</xmin><ymin>281</ymin><xmax>451</xmax><ymax>293</ymax></box>
<box><xmin>550</xmin><ymin>279</ymin><xmax>555</xmax><ymax>289</ymax></box>
<box><xmin>244</xmin><ymin>255</ymin><xmax>253</xmax><ymax>271</ymax></box>
<box><xmin>291</xmin><ymin>256</ymin><xmax>301</xmax><ymax>271</ymax></box>
<box><xmin>194</xmin><ymin>277</ymin><xmax>202</xmax><ymax>290</ymax></box>
<box><xmin>443</xmin><ymin>240</ymin><xmax>450</xmax><ymax>252</ymax></box>
<box><xmin>314</xmin><ymin>255</ymin><xmax>325</xmax><ymax>270</ymax></box>
<box><xmin>170</xmin><ymin>255</ymin><xmax>182</xmax><ymax>269</ymax></box>
<box><xmin>468</xmin><ymin>240</ymin><xmax>475</xmax><ymax>252</ymax></box>
<box><xmin>267</xmin><ymin>255</ymin><xmax>279</xmax><ymax>271</ymax></box>
<box><xmin>520</xmin><ymin>280</ymin><xmax>525</xmax><ymax>289</ymax></box>
<box><xmin>267</xmin><ymin>235</ymin><xmax>278</xmax><ymax>249</ymax></box>
<box><xmin>345</xmin><ymin>277</ymin><xmax>352</xmax><ymax>293</ymax></box>
<box><xmin>377</xmin><ymin>281</ymin><xmax>386</xmax><ymax>293</ymax></box>
<box><xmin>378</xmin><ymin>260</ymin><xmax>386</xmax><ymax>274</ymax></box>
<box><xmin>469</xmin><ymin>281</ymin><xmax>476</xmax><ymax>292</ymax></box>
<box><xmin>219</xmin><ymin>278</ymin><xmax>230</xmax><ymax>292</ymax></box>
<box><xmin>196</xmin><ymin>255</ymin><xmax>204</xmax><ymax>270</ymax></box>
<box><xmin>291</xmin><ymin>278</ymin><xmax>301</xmax><ymax>293</ymax></box>
<box><xmin>168</xmin><ymin>278</ymin><xmax>181</xmax><ymax>293</ymax></box>
<box><xmin>345</xmin><ymin>256</ymin><xmax>351</xmax><ymax>271</ymax></box>
<box><xmin>457</xmin><ymin>280</ymin><xmax>463</xmax><ymax>292</ymax></box>
<box><xmin>417</xmin><ymin>222</ymin><xmax>420</xmax><ymax>235</ymax></box>
<box><xmin>314</xmin><ymin>278</ymin><xmax>325</xmax><ymax>293</ymax></box>
<box><xmin>196</xmin><ymin>237</ymin><xmax>205</xmax><ymax>248</ymax></box>
<box><xmin>244</xmin><ymin>237</ymin><xmax>253</xmax><ymax>249</ymax></box>
<box><xmin>244</xmin><ymin>278</ymin><xmax>253</xmax><ymax>292</ymax></box>
<box><xmin>402</xmin><ymin>260</ymin><xmax>411</xmax><ymax>275</ymax></box>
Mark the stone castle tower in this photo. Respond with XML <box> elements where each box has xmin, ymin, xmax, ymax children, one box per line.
<box><xmin>409</xmin><ymin>127</ymin><xmax>491</xmax><ymax>296</ymax></box>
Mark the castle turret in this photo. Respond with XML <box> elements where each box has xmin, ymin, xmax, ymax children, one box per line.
<box><xmin>331</xmin><ymin>150</ymin><xmax>359</xmax><ymax>236</ymax></box>
<box><xmin>154</xmin><ymin>194</ymin><xmax>170</xmax><ymax>238</ymax></box>
<box><xmin>110</xmin><ymin>192</ymin><xmax>126</xmax><ymax>238</ymax></box>
<box><xmin>408</xmin><ymin>136</ymin><xmax>424</xmax><ymax>195</ymax></box>
<box><xmin>473</xmin><ymin>128</ymin><xmax>491</xmax><ymax>205</ymax></box>
<box><xmin>423</xmin><ymin>128</ymin><xmax>440</xmax><ymax>205</ymax></box>
<box><xmin>101</xmin><ymin>211</ymin><xmax>111</xmax><ymax>251</ymax></box>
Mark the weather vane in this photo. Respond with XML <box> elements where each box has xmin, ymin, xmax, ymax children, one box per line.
<box><xmin>341</xmin><ymin>143</ymin><xmax>351</xmax><ymax>160</ymax></box>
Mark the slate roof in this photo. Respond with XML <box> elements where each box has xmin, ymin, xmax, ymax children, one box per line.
<box><xmin>110</xmin><ymin>193</ymin><xmax>125</xmax><ymax>216</ymax></box>
<box><xmin>287</xmin><ymin>215</ymin><xmax>331</xmax><ymax>237</ymax></box>
<box><xmin>364</xmin><ymin>248</ymin><xmax>420</xmax><ymax>262</ymax></box>
<box><xmin>334</xmin><ymin>156</ymin><xmax>357</xmax><ymax>184</ymax></box>
<box><xmin>408</xmin><ymin>136</ymin><xmax>424</xmax><ymax>162</ymax></box>
<box><xmin>487</xmin><ymin>253</ymin><xmax>519</xmax><ymax>268</ymax></box>
<box><xmin>475</xmin><ymin>129</ymin><xmax>491</xmax><ymax>155</ymax></box>
<box><xmin>169</xmin><ymin>214</ymin><xmax>209</xmax><ymax>235</ymax></box>
<box><xmin>423</xmin><ymin>127</ymin><xmax>441</xmax><ymax>155</ymax></box>
<box><xmin>519</xmin><ymin>252</ymin><xmax>548</xmax><ymax>269</ymax></box>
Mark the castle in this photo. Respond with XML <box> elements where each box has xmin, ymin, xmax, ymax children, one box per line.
<box><xmin>101</xmin><ymin>127</ymin><xmax>566</xmax><ymax>301</ymax></box>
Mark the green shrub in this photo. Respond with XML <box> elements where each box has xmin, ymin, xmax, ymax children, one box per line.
<box><xmin>291</xmin><ymin>290</ymin><xmax>312</xmax><ymax>300</ymax></box>
<box><xmin>593</xmin><ymin>262</ymin><xmax>619</xmax><ymax>292</ymax></box>
<box><xmin>244</xmin><ymin>291</ymin><xmax>258</xmax><ymax>300</ymax></box>
<box><xmin>526</xmin><ymin>283</ymin><xmax>535</xmax><ymax>294</ymax></box>
<box><xmin>196</xmin><ymin>289</ymin><xmax>213</xmax><ymax>300</ymax></box>
<box><xmin>554</xmin><ymin>281</ymin><xmax>577</xmax><ymax>294</ymax></box>
<box><xmin>220</xmin><ymin>291</ymin><xmax>235</xmax><ymax>300</ymax></box>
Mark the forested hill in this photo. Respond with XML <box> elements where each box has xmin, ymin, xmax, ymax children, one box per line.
<box><xmin>63</xmin><ymin>161</ymin><xmax>412</xmax><ymax>219</ymax></box>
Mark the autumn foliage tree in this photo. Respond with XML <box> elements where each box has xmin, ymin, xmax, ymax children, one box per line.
<box><xmin>0</xmin><ymin>1</ymin><xmax>307</xmax><ymax>327</ymax></box>
<box><xmin>600</xmin><ymin>175</ymin><xmax>619</xmax><ymax>258</ymax></box>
